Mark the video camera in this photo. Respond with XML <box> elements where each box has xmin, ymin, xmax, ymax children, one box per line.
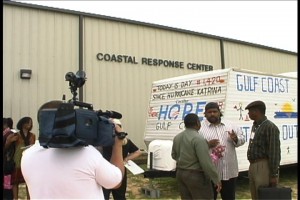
<box><xmin>38</xmin><ymin>70</ymin><xmax>127</xmax><ymax>148</ymax></box>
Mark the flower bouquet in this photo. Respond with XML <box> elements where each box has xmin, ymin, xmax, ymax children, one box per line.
<box><xmin>210</xmin><ymin>145</ymin><xmax>226</xmax><ymax>163</ymax></box>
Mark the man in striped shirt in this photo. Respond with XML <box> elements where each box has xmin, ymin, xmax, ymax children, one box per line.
<box><xmin>245</xmin><ymin>100</ymin><xmax>281</xmax><ymax>200</ymax></box>
<box><xmin>200</xmin><ymin>102</ymin><xmax>245</xmax><ymax>200</ymax></box>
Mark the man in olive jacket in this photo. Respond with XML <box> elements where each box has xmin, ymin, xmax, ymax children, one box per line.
<box><xmin>171</xmin><ymin>113</ymin><xmax>222</xmax><ymax>199</ymax></box>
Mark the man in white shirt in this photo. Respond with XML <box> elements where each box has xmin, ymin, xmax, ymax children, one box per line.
<box><xmin>200</xmin><ymin>102</ymin><xmax>245</xmax><ymax>200</ymax></box>
<box><xmin>21</xmin><ymin>100</ymin><xmax>125</xmax><ymax>199</ymax></box>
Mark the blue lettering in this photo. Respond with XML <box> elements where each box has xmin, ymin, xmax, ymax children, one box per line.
<box><xmin>236</xmin><ymin>74</ymin><xmax>259</xmax><ymax>92</ymax></box>
<box><xmin>237</xmin><ymin>75</ymin><xmax>290</xmax><ymax>94</ymax></box>
<box><xmin>244</xmin><ymin>76</ymin><xmax>250</xmax><ymax>91</ymax></box>
<box><xmin>282</xmin><ymin>124</ymin><xmax>298</xmax><ymax>140</ymax></box>
<box><xmin>158</xmin><ymin>105</ymin><xmax>169</xmax><ymax>120</ymax></box>
<box><xmin>274</xmin><ymin>78</ymin><xmax>280</xmax><ymax>93</ymax></box>
<box><xmin>282</xmin><ymin>79</ymin><xmax>289</xmax><ymax>92</ymax></box>
<box><xmin>267</xmin><ymin>77</ymin><xmax>274</xmax><ymax>93</ymax></box>
<box><xmin>158</xmin><ymin>101</ymin><xmax>209</xmax><ymax>121</ymax></box>
<box><xmin>169</xmin><ymin>104</ymin><xmax>180</xmax><ymax>119</ymax></box>
<box><xmin>262</xmin><ymin>77</ymin><xmax>267</xmax><ymax>92</ymax></box>
<box><xmin>195</xmin><ymin>102</ymin><xmax>206</xmax><ymax>116</ymax></box>
<box><xmin>253</xmin><ymin>77</ymin><xmax>259</xmax><ymax>91</ymax></box>
<box><xmin>236</xmin><ymin>74</ymin><xmax>243</xmax><ymax>91</ymax></box>
<box><xmin>182</xmin><ymin>103</ymin><xmax>193</xmax><ymax>120</ymax></box>
<box><xmin>241</xmin><ymin>126</ymin><xmax>251</xmax><ymax>142</ymax></box>
<box><xmin>262</xmin><ymin>77</ymin><xmax>289</xmax><ymax>93</ymax></box>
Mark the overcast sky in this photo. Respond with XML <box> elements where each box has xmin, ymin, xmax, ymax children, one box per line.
<box><xmin>15</xmin><ymin>1</ymin><xmax>298</xmax><ymax>52</ymax></box>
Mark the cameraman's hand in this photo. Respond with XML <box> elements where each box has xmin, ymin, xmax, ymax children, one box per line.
<box><xmin>114</xmin><ymin>134</ymin><xmax>124</xmax><ymax>147</ymax></box>
<box><xmin>114</xmin><ymin>124</ymin><xmax>123</xmax><ymax>133</ymax></box>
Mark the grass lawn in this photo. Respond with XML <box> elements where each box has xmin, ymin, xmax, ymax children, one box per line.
<box><xmin>127</xmin><ymin>164</ymin><xmax>298</xmax><ymax>199</ymax></box>
<box><xmin>18</xmin><ymin>164</ymin><xmax>297</xmax><ymax>199</ymax></box>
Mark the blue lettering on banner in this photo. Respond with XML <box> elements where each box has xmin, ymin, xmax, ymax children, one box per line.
<box><xmin>241</xmin><ymin>125</ymin><xmax>297</xmax><ymax>142</ymax></box>
<box><xmin>236</xmin><ymin>75</ymin><xmax>259</xmax><ymax>92</ymax></box>
<box><xmin>240</xmin><ymin>126</ymin><xmax>251</xmax><ymax>142</ymax></box>
<box><xmin>282</xmin><ymin>124</ymin><xmax>298</xmax><ymax>140</ymax></box>
<box><xmin>261</xmin><ymin>77</ymin><xmax>289</xmax><ymax>93</ymax></box>
<box><xmin>182</xmin><ymin>103</ymin><xmax>193</xmax><ymax>117</ymax></box>
<box><xmin>169</xmin><ymin>104</ymin><xmax>181</xmax><ymax>119</ymax></box>
<box><xmin>158</xmin><ymin>105</ymin><xmax>170</xmax><ymax>120</ymax></box>
<box><xmin>158</xmin><ymin>101</ymin><xmax>206</xmax><ymax>120</ymax></box>
<box><xmin>236</xmin><ymin>74</ymin><xmax>289</xmax><ymax>93</ymax></box>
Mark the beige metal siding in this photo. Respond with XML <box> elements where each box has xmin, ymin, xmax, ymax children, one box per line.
<box><xmin>223</xmin><ymin>42</ymin><xmax>297</xmax><ymax>73</ymax></box>
<box><xmin>83</xmin><ymin>17</ymin><xmax>222</xmax><ymax>148</ymax></box>
<box><xmin>3</xmin><ymin>5</ymin><xmax>79</xmax><ymax>134</ymax></box>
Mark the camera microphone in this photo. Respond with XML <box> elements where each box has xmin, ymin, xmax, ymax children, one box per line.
<box><xmin>97</xmin><ymin>110</ymin><xmax>122</xmax><ymax>119</ymax></box>
<box><xmin>65</xmin><ymin>72</ymin><xmax>76</xmax><ymax>81</ymax></box>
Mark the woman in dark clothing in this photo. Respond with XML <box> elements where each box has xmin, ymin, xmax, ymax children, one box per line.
<box><xmin>3</xmin><ymin>117</ymin><xmax>17</xmax><ymax>200</ymax></box>
<box><xmin>11</xmin><ymin>117</ymin><xmax>36</xmax><ymax>200</ymax></box>
<box><xmin>102</xmin><ymin>119</ymin><xmax>142</xmax><ymax>200</ymax></box>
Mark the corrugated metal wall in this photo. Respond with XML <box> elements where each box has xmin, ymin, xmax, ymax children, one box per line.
<box><xmin>3</xmin><ymin>5</ymin><xmax>79</xmax><ymax>135</ymax></box>
<box><xmin>223</xmin><ymin>42</ymin><xmax>297</xmax><ymax>72</ymax></box>
<box><xmin>3</xmin><ymin>2</ymin><xmax>297</xmax><ymax>149</ymax></box>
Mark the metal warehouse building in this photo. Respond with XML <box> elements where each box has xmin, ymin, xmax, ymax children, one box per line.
<box><xmin>3</xmin><ymin>1</ymin><xmax>297</xmax><ymax>149</ymax></box>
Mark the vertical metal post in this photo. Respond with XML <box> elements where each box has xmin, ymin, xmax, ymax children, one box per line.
<box><xmin>149</xmin><ymin>152</ymin><xmax>153</xmax><ymax>170</ymax></box>
<box><xmin>78</xmin><ymin>15</ymin><xmax>84</xmax><ymax>102</ymax></box>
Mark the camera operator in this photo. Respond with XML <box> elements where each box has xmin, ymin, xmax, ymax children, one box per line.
<box><xmin>20</xmin><ymin>100</ymin><xmax>125</xmax><ymax>199</ymax></box>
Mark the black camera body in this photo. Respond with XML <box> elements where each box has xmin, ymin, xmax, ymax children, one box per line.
<box><xmin>38</xmin><ymin>71</ymin><xmax>124</xmax><ymax>148</ymax></box>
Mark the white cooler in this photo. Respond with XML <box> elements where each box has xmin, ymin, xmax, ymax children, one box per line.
<box><xmin>147</xmin><ymin>140</ymin><xmax>176</xmax><ymax>171</ymax></box>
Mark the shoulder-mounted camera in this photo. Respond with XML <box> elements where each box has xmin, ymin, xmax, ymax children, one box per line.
<box><xmin>38</xmin><ymin>71</ymin><xmax>124</xmax><ymax>148</ymax></box>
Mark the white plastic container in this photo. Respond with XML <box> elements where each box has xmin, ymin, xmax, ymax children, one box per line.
<box><xmin>147</xmin><ymin>140</ymin><xmax>176</xmax><ymax>171</ymax></box>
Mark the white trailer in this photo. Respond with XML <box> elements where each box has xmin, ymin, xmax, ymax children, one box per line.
<box><xmin>144</xmin><ymin>68</ymin><xmax>297</xmax><ymax>173</ymax></box>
